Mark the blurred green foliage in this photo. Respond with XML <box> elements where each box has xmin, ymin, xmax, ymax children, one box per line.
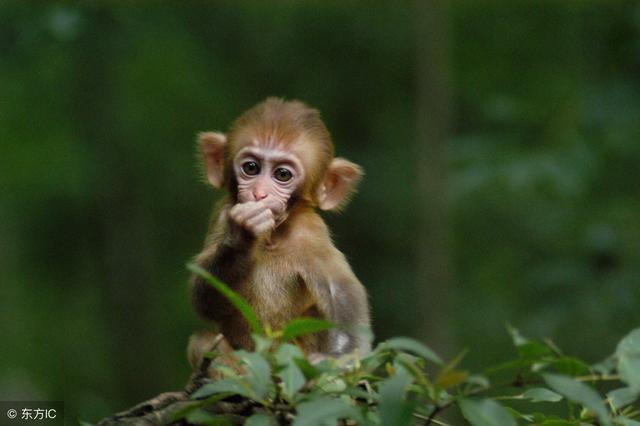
<box><xmin>106</xmin><ymin>268</ymin><xmax>640</xmax><ymax>425</ymax></box>
<box><xmin>174</xmin><ymin>326</ymin><xmax>640</xmax><ymax>426</ymax></box>
<box><xmin>1</xmin><ymin>1</ymin><xmax>639</xmax><ymax>423</ymax></box>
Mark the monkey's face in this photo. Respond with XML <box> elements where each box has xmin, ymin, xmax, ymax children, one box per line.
<box><xmin>232</xmin><ymin>145</ymin><xmax>306</xmax><ymax>220</ymax></box>
<box><xmin>198</xmin><ymin>99</ymin><xmax>362</xmax><ymax>215</ymax></box>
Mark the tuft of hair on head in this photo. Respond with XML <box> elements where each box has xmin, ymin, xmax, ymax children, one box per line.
<box><xmin>227</xmin><ymin>97</ymin><xmax>336</xmax><ymax>192</ymax></box>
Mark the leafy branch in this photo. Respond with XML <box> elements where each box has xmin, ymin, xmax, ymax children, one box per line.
<box><xmin>95</xmin><ymin>265</ymin><xmax>640</xmax><ymax>425</ymax></box>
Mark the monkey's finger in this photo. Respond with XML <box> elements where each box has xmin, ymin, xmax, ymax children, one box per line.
<box><xmin>264</xmin><ymin>198</ymin><xmax>287</xmax><ymax>215</ymax></box>
<box><xmin>251</xmin><ymin>217</ymin><xmax>276</xmax><ymax>237</ymax></box>
<box><xmin>241</xmin><ymin>201</ymin><xmax>273</xmax><ymax>222</ymax></box>
<box><xmin>245</xmin><ymin>209</ymin><xmax>274</xmax><ymax>231</ymax></box>
<box><xmin>244</xmin><ymin>208</ymin><xmax>275</xmax><ymax>234</ymax></box>
<box><xmin>229</xmin><ymin>202</ymin><xmax>251</xmax><ymax>220</ymax></box>
<box><xmin>230</xmin><ymin>201</ymin><xmax>264</xmax><ymax>223</ymax></box>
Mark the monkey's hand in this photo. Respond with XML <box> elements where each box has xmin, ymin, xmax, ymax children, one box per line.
<box><xmin>228</xmin><ymin>200</ymin><xmax>280</xmax><ymax>240</ymax></box>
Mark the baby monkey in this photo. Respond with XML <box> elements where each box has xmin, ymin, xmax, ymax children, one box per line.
<box><xmin>189</xmin><ymin>98</ymin><xmax>371</xmax><ymax>365</ymax></box>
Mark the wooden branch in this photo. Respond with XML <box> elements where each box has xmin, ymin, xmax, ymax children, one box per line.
<box><xmin>96</xmin><ymin>334</ymin><xmax>252</xmax><ymax>426</ymax></box>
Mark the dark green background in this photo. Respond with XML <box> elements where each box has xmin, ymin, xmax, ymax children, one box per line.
<box><xmin>1</xmin><ymin>2</ymin><xmax>639</xmax><ymax>423</ymax></box>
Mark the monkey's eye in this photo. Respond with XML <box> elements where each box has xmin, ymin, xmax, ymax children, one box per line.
<box><xmin>242</xmin><ymin>161</ymin><xmax>260</xmax><ymax>176</ymax></box>
<box><xmin>273</xmin><ymin>167</ymin><xmax>293</xmax><ymax>182</ymax></box>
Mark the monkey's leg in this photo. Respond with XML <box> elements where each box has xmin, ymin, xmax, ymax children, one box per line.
<box><xmin>186</xmin><ymin>331</ymin><xmax>240</xmax><ymax>392</ymax></box>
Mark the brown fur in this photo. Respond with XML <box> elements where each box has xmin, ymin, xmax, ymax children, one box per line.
<box><xmin>225</xmin><ymin>98</ymin><xmax>334</xmax><ymax>206</ymax></box>
<box><xmin>189</xmin><ymin>98</ymin><xmax>371</xmax><ymax>364</ymax></box>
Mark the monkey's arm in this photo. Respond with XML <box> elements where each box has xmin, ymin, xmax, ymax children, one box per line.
<box><xmin>190</xmin><ymin>211</ymin><xmax>257</xmax><ymax>321</ymax></box>
<box><xmin>190</xmin><ymin>240</ymin><xmax>254</xmax><ymax>321</ymax></box>
<box><xmin>301</xmin><ymin>252</ymin><xmax>371</xmax><ymax>356</ymax></box>
<box><xmin>191</xmin><ymin>201</ymin><xmax>278</xmax><ymax>322</ymax></box>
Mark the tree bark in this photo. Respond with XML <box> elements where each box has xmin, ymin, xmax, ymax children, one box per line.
<box><xmin>96</xmin><ymin>335</ymin><xmax>252</xmax><ymax>426</ymax></box>
<box><xmin>414</xmin><ymin>0</ymin><xmax>454</xmax><ymax>357</ymax></box>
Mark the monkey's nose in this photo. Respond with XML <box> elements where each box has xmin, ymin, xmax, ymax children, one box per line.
<box><xmin>253</xmin><ymin>191</ymin><xmax>268</xmax><ymax>201</ymax></box>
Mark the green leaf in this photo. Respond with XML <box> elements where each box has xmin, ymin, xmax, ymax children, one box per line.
<box><xmin>506</xmin><ymin>325</ymin><xmax>554</xmax><ymax>361</ymax></box>
<box><xmin>543</xmin><ymin>373</ymin><xmax>611</xmax><ymax>426</ymax></box>
<box><xmin>169</xmin><ymin>397</ymin><xmax>225</xmax><ymax>423</ymax></box>
<box><xmin>185</xmin><ymin>409</ymin><xmax>231</xmax><ymax>426</ymax></box>
<box><xmin>365</xmin><ymin>410</ymin><xmax>380</xmax><ymax>424</ymax></box>
<box><xmin>616</xmin><ymin>328</ymin><xmax>640</xmax><ymax>390</ymax></box>
<box><xmin>522</xmin><ymin>387</ymin><xmax>563</xmax><ymax>403</ymax></box>
<box><xmin>378</xmin><ymin>365</ymin><xmax>414</xmax><ymax>426</ymax></box>
<box><xmin>536</xmin><ymin>420</ymin><xmax>579</xmax><ymax>426</ymax></box>
<box><xmin>483</xmin><ymin>359</ymin><xmax>524</xmax><ymax>375</ymax></box>
<box><xmin>436</xmin><ymin>369</ymin><xmax>468</xmax><ymax>389</ymax></box>
<box><xmin>395</xmin><ymin>352</ymin><xmax>432</xmax><ymax>389</ymax></box>
<box><xmin>506</xmin><ymin>324</ymin><xmax>529</xmax><ymax>346</ymax></box>
<box><xmin>237</xmin><ymin>351</ymin><xmax>273</xmax><ymax>400</ymax></box>
<box><xmin>294</xmin><ymin>357</ymin><xmax>321</xmax><ymax>380</ymax></box>
<box><xmin>281</xmin><ymin>318</ymin><xmax>334</xmax><ymax>342</ymax></box>
<box><xmin>593</xmin><ymin>356</ymin><xmax>616</xmax><ymax>375</ymax></box>
<box><xmin>504</xmin><ymin>406</ymin><xmax>533</xmax><ymax>422</ymax></box>
<box><xmin>528</xmin><ymin>412</ymin><xmax>579</xmax><ymax>425</ymax></box>
<box><xmin>614</xmin><ymin>417</ymin><xmax>640</xmax><ymax>426</ymax></box>
<box><xmin>78</xmin><ymin>421</ymin><xmax>94</xmax><ymax>426</ymax></box>
<box><xmin>275</xmin><ymin>343</ymin><xmax>305</xmax><ymax>363</ymax></box>
<box><xmin>435</xmin><ymin>349</ymin><xmax>468</xmax><ymax>388</ymax></box>
<box><xmin>187</xmin><ymin>263</ymin><xmax>263</xmax><ymax>334</ymax></box>
<box><xmin>252</xmin><ymin>334</ymin><xmax>273</xmax><ymax>353</ymax></box>
<box><xmin>292</xmin><ymin>396</ymin><xmax>362</xmax><ymax>426</ymax></box>
<box><xmin>607</xmin><ymin>387</ymin><xmax>639</xmax><ymax>409</ymax></box>
<box><xmin>245</xmin><ymin>414</ymin><xmax>276</xmax><ymax>426</ymax></box>
<box><xmin>316</xmin><ymin>375</ymin><xmax>347</xmax><ymax>393</ymax></box>
<box><xmin>553</xmin><ymin>357</ymin><xmax>592</xmax><ymax>376</ymax></box>
<box><xmin>279</xmin><ymin>363</ymin><xmax>306</xmax><ymax>400</ymax></box>
<box><xmin>191</xmin><ymin>378</ymin><xmax>254</xmax><ymax>400</ymax></box>
<box><xmin>275</xmin><ymin>344</ymin><xmax>307</xmax><ymax>399</ymax></box>
<box><xmin>344</xmin><ymin>387</ymin><xmax>379</xmax><ymax>402</ymax></box>
<box><xmin>518</xmin><ymin>341</ymin><xmax>553</xmax><ymax>360</ymax></box>
<box><xmin>208</xmin><ymin>361</ymin><xmax>240</xmax><ymax>379</ymax></box>
<box><xmin>465</xmin><ymin>374</ymin><xmax>490</xmax><ymax>389</ymax></box>
<box><xmin>385</xmin><ymin>337</ymin><xmax>443</xmax><ymax>365</ymax></box>
<box><xmin>458</xmin><ymin>398</ymin><xmax>517</xmax><ymax>426</ymax></box>
<box><xmin>361</xmin><ymin>346</ymin><xmax>394</xmax><ymax>372</ymax></box>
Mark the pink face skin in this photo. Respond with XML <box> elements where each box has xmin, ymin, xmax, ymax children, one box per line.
<box><xmin>233</xmin><ymin>146</ymin><xmax>305</xmax><ymax>221</ymax></box>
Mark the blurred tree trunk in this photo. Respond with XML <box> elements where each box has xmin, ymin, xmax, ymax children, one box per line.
<box><xmin>414</xmin><ymin>0</ymin><xmax>454</xmax><ymax>357</ymax></box>
<box><xmin>71</xmin><ymin>5</ymin><xmax>160</xmax><ymax>402</ymax></box>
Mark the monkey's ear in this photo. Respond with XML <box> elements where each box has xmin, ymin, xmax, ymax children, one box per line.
<box><xmin>198</xmin><ymin>131</ymin><xmax>227</xmax><ymax>189</ymax></box>
<box><xmin>319</xmin><ymin>158</ymin><xmax>364</xmax><ymax>211</ymax></box>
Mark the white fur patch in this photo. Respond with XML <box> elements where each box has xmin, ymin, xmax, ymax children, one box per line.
<box><xmin>329</xmin><ymin>282</ymin><xmax>337</xmax><ymax>298</ymax></box>
<box><xmin>335</xmin><ymin>332</ymin><xmax>349</xmax><ymax>352</ymax></box>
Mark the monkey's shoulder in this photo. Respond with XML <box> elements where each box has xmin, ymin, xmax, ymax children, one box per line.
<box><xmin>268</xmin><ymin>212</ymin><xmax>341</xmax><ymax>260</ymax></box>
<box><xmin>294</xmin><ymin>218</ymin><xmax>331</xmax><ymax>240</ymax></box>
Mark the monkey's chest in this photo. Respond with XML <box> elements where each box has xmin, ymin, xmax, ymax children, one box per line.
<box><xmin>242</xmin><ymin>263</ymin><xmax>310</xmax><ymax>329</ymax></box>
